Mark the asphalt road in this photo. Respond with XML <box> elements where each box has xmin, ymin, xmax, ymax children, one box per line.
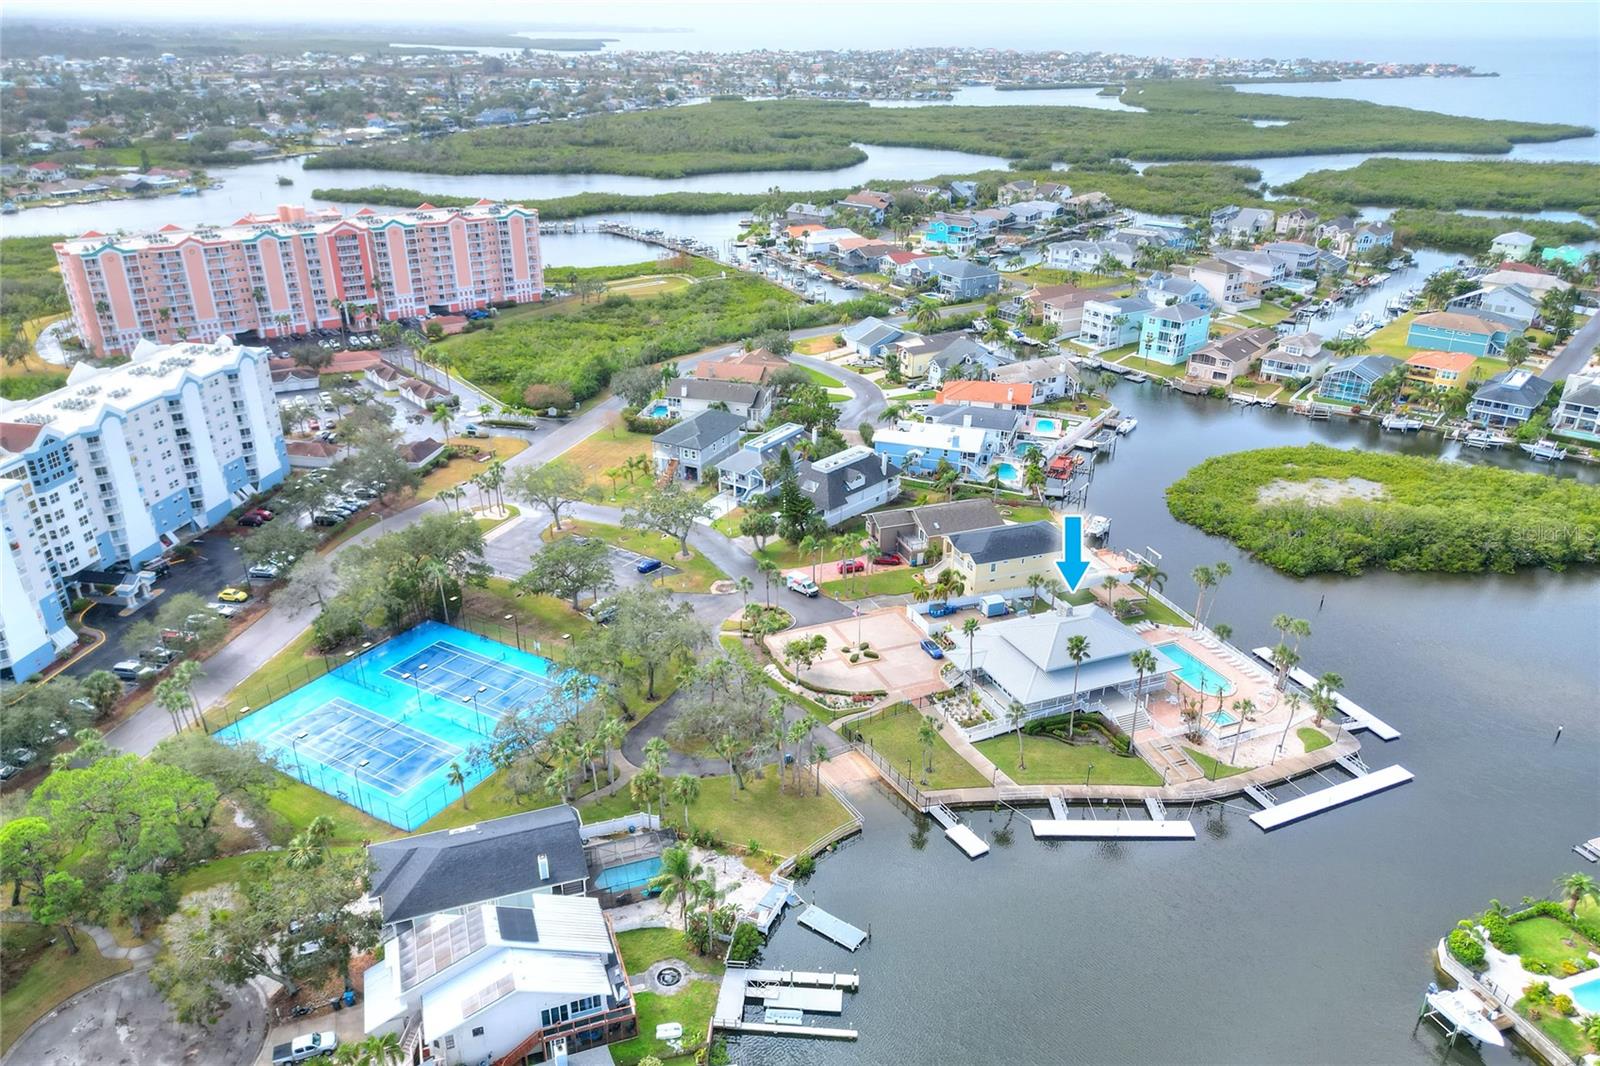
<box><xmin>1541</xmin><ymin>312</ymin><xmax>1600</xmax><ymax>380</ymax></box>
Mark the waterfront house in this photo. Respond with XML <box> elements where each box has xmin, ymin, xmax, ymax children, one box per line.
<box><xmin>1314</xmin><ymin>216</ymin><xmax>1356</xmax><ymax>246</ymax></box>
<box><xmin>990</xmin><ymin>355</ymin><xmax>1080</xmax><ymax>402</ymax></box>
<box><xmin>1039</xmin><ymin>289</ymin><xmax>1097</xmax><ymax>337</ymax></box>
<box><xmin>1466</xmin><ymin>369</ymin><xmax>1553</xmax><ymax>428</ymax></box>
<box><xmin>1138</xmin><ymin>303</ymin><xmax>1212</xmax><ymax>366</ymax></box>
<box><xmin>1351</xmin><ymin>222</ymin><xmax>1394</xmax><ymax>255</ymax></box>
<box><xmin>362</xmin><ymin>808</ymin><xmax>636</xmax><ymax>1066</ymax></box>
<box><xmin>1142</xmin><ymin>272</ymin><xmax>1212</xmax><ymax>309</ymax></box>
<box><xmin>919</xmin><ymin>257</ymin><xmax>1001</xmax><ymax>300</ymax></box>
<box><xmin>999</xmin><ymin>179</ymin><xmax>1068</xmax><ymax>204</ymax></box>
<box><xmin>652</xmin><ymin>409</ymin><xmax>746</xmax><ymax>484</ymax></box>
<box><xmin>924</xmin><ymin>404</ymin><xmax>1024</xmax><ymax>451</ymax></box>
<box><xmin>1045</xmin><ymin>238</ymin><xmax>1135</xmax><ymax>272</ymax></box>
<box><xmin>1215</xmin><ymin>206</ymin><xmax>1276</xmax><ymax>243</ymax></box>
<box><xmin>1261</xmin><ymin>241</ymin><xmax>1321</xmax><ymax>276</ymax></box>
<box><xmin>1215</xmin><ymin>249</ymin><xmax>1289</xmax><ymax>285</ymax></box>
<box><xmin>1479</xmin><ymin>267</ymin><xmax>1570</xmax><ymax>297</ymax></box>
<box><xmin>716</xmin><ymin>422</ymin><xmax>807</xmax><ymax>502</ymax></box>
<box><xmin>696</xmin><ymin>347</ymin><xmax>790</xmax><ymax>385</ymax></box>
<box><xmin>1065</xmin><ymin>191</ymin><xmax>1114</xmax><ymax>217</ymax></box>
<box><xmin>838</xmin><ymin>241</ymin><xmax>896</xmax><ymax>272</ymax></box>
<box><xmin>1407</xmin><ymin>312</ymin><xmax>1509</xmax><ymax>358</ymax></box>
<box><xmin>1186</xmin><ymin>327</ymin><xmax>1276</xmax><ymax>386</ymax></box>
<box><xmin>1317</xmin><ymin>354</ymin><xmax>1402</xmax><ymax>404</ymax></box>
<box><xmin>936</xmin><ymin>380</ymin><xmax>1034</xmax><ymax>411</ymax></box>
<box><xmin>1276</xmin><ymin>207</ymin><xmax>1319</xmax><ymax>236</ymax></box>
<box><xmin>1260</xmin><ymin>332</ymin><xmax>1329</xmax><ymax>382</ymax></box>
<box><xmin>928</xmin><ymin>339</ymin><xmax>1010</xmax><ymax>386</ymax></box>
<box><xmin>1551</xmin><ymin>372</ymin><xmax>1600</xmax><ymax>438</ymax></box>
<box><xmin>1446</xmin><ymin>284</ymin><xmax>1541</xmax><ymax>330</ymax></box>
<box><xmin>918</xmin><ymin>213</ymin><xmax>979</xmax><ymax>254</ymax></box>
<box><xmin>802</xmin><ymin>227</ymin><xmax>860</xmax><ymax>255</ymax></box>
<box><xmin>841</xmin><ymin>317</ymin><xmax>905</xmax><ymax>359</ymax></box>
<box><xmin>1005</xmin><ymin>200</ymin><xmax>1064</xmax><ymax>227</ymax></box>
<box><xmin>891</xmin><ymin>331</ymin><xmax>989</xmax><ymax>381</ymax></box>
<box><xmin>872</xmin><ymin>421</ymin><xmax>997</xmax><ymax>480</ymax></box>
<box><xmin>786</xmin><ymin>202</ymin><xmax>834</xmax><ymax>225</ymax></box>
<box><xmin>945</xmin><ymin>604</ymin><xmax>1177</xmax><ymax>717</ymax></box>
<box><xmin>1116</xmin><ymin>222</ymin><xmax>1193</xmax><ymax>250</ymax></box>
<box><xmin>866</xmin><ymin>499</ymin><xmax>1004</xmax><ymax>564</ymax></box>
<box><xmin>971</xmin><ymin>208</ymin><xmax>1011</xmax><ymax>234</ymax></box>
<box><xmin>1188</xmin><ymin>258</ymin><xmax>1257</xmax><ymax>311</ymax></box>
<box><xmin>665</xmin><ymin>378</ymin><xmax>772</xmax><ymax>426</ymax></box>
<box><xmin>1490</xmin><ymin>231</ymin><xmax>1536</xmax><ymax>261</ymax></box>
<box><xmin>1404</xmin><ymin>350</ymin><xmax>1477</xmax><ymax>389</ymax></box>
<box><xmin>836</xmin><ymin>189</ymin><xmax>893</xmax><ymax>222</ymax></box>
<box><xmin>942</xmin><ymin>520</ymin><xmax>1062</xmax><ymax>597</ymax></box>
<box><xmin>1080</xmin><ymin>296</ymin><xmax>1155</xmax><ymax>349</ymax></box>
<box><xmin>795</xmin><ymin>446</ymin><xmax>901</xmax><ymax>528</ymax></box>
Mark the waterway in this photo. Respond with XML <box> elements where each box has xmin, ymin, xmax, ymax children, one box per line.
<box><xmin>734</xmin><ymin>382</ymin><xmax>1600</xmax><ymax>1066</ymax></box>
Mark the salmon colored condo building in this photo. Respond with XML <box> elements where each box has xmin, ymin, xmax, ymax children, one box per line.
<box><xmin>53</xmin><ymin>201</ymin><xmax>544</xmax><ymax>356</ymax></box>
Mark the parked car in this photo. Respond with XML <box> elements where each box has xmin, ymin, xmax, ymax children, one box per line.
<box><xmin>587</xmin><ymin>599</ymin><xmax>620</xmax><ymax>625</ymax></box>
<box><xmin>140</xmin><ymin>559</ymin><xmax>172</xmax><ymax>578</ymax></box>
<box><xmin>635</xmin><ymin>557</ymin><xmax>663</xmax><ymax>574</ymax></box>
<box><xmin>0</xmin><ymin>765</ymin><xmax>18</xmax><ymax>781</ymax></box>
<box><xmin>786</xmin><ymin>574</ymin><xmax>820</xmax><ymax>597</ymax></box>
<box><xmin>208</xmin><ymin>602</ymin><xmax>241</xmax><ymax>618</ymax></box>
<box><xmin>838</xmin><ymin>558</ymin><xmax>865</xmax><ymax>575</ymax></box>
<box><xmin>271</xmin><ymin>1031</ymin><xmax>337</xmax><ymax>1065</ymax></box>
<box><xmin>918</xmin><ymin>638</ymin><xmax>945</xmax><ymax>660</ymax></box>
<box><xmin>112</xmin><ymin>659</ymin><xmax>156</xmax><ymax>682</ymax></box>
<box><xmin>140</xmin><ymin>646</ymin><xmax>177</xmax><ymax>665</ymax></box>
<box><xmin>312</xmin><ymin>513</ymin><xmax>342</xmax><ymax>527</ymax></box>
<box><xmin>238</xmin><ymin>512</ymin><xmax>267</xmax><ymax>527</ymax></box>
<box><xmin>248</xmin><ymin>564</ymin><xmax>280</xmax><ymax>580</ymax></box>
<box><xmin>872</xmin><ymin>553</ymin><xmax>904</xmax><ymax>567</ymax></box>
<box><xmin>218</xmin><ymin>587</ymin><xmax>250</xmax><ymax>603</ymax></box>
<box><xmin>7</xmin><ymin>748</ymin><xmax>36</xmax><ymax>767</ymax></box>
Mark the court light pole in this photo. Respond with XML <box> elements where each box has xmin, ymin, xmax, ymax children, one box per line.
<box><xmin>505</xmin><ymin>613</ymin><xmax>521</xmax><ymax>651</ymax></box>
<box><xmin>353</xmin><ymin>757</ymin><xmax>369</xmax><ymax>811</ymax></box>
<box><xmin>232</xmin><ymin>706</ymin><xmax>249</xmax><ymax>743</ymax></box>
<box><xmin>290</xmin><ymin>730</ymin><xmax>308</xmax><ymax>780</ymax></box>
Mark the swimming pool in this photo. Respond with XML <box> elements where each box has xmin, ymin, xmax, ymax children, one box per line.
<box><xmin>645</xmin><ymin>401</ymin><xmax>672</xmax><ymax>419</ymax></box>
<box><xmin>1034</xmin><ymin>418</ymin><xmax>1057</xmax><ymax>432</ymax></box>
<box><xmin>594</xmin><ymin>856</ymin><xmax>664</xmax><ymax>894</ymax></box>
<box><xmin>994</xmin><ymin>462</ymin><xmax>1021</xmax><ymax>483</ymax></box>
<box><xmin>1157</xmin><ymin>643</ymin><xmax>1235</xmax><ymax>697</ymax></box>
<box><xmin>1208</xmin><ymin>709</ymin><xmax>1238</xmax><ymax>727</ymax></box>
<box><xmin>223</xmin><ymin>620</ymin><xmax>591</xmax><ymax>830</ymax></box>
<box><xmin>1572</xmin><ymin>976</ymin><xmax>1600</xmax><ymax>1013</ymax></box>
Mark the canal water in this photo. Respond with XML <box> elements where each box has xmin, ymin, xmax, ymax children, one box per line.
<box><xmin>734</xmin><ymin>387</ymin><xmax>1600</xmax><ymax>1066</ymax></box>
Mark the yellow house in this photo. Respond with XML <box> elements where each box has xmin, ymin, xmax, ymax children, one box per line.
<box><xmin>1405</xmin><ymin>350</ymin><xmax>1478</xmax><ymax>388</ymax></box>
<box><xmin>942</xmin><ymin>520</ymin><xmax>1062</xmax><ymax>596</ymax></box>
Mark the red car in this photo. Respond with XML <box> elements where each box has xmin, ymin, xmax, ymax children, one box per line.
<box><xmin>838</xmin><ymin>558</ymin><xmax>866</xmax><ymax>575</ymax></box>
<box><xmin>872</xmin><ymin>553</ymin><xmax>904</xmax><ymax>567</ymax></box>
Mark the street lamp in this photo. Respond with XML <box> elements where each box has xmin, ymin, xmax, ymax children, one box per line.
<box><xmin>463</xmin><ymin>684</ymin><xmax>488</xmax><ymax>735</ymax></box>
<box><xmin>504</xmin><ymin>613</ymin><xmax>521</xmax><ymax>651</ymax></box>
<box><xmin>1085</xmin><ymin>762</ymin><xmax>1094</xmax><ymax>788</ymax></box>
<box><xmin>353</xmin><ymin>757</ymin><xmax>369</xmax><ymax>810</ymax></box>
<box><xmin>290</xmin><ymin>730</ymin><xmax>308</xmax><ymax>780</ymax></box>
<box><xmin>232</xmin><ymin>706</ymin><xmax>250</xmax><ymax>742</ymax></box>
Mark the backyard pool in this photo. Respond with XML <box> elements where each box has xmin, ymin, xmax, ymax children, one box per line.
<box><xmin>994</xmin><ymin>462</ymin><xmax>1021</xmax><ymax>483</ymax></box>
<box><xmin>1034</xmin><ymin>418</ymin><xmax>1057</xmax><ymax>432</ymax></box>
<box><xmin>594</xmin><ymin>856</ymin><xmax>664</xmax><ymax>894</ymax></box>
<box><xmin>646</xmin><ymin>401</ymin><xmax>672</xmax><ymax>419</ymax></box>
<box><xmin>1572</xmin><ymin>976</ymin><xmax>1600</xmax><ymax>1013</ymax></box>
<box><xmin>1157</xmin><ymin>642</ymin><xmax>1235</xmax><ymax>697</ymax></box>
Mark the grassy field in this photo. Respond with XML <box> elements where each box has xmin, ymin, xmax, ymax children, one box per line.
<box><xmin>581</xmin><ymin>771</ymin><xmax>852</xmax><ymax>860</ymax></box>
<box><xmin>1503</xmin><ymin>916</ymin><xmax>1598</xmax><ymax>973</ymax></box>
<box><xmin>1009</xmin><ymin>266</ymin><xmax>1127</xmax><ymax>289</ymax></box>
<box><xmin>798</xmin><ymin>364</ymin><xmax>845</xmax><ymax>389</ymax></box>
<box><xmin>819</xmin><ymin>567</ymin><xmax>925</xmax><ymax>599</ymax></box>
<box><xmin>0</xmin><ymin>924</ymin><xmax>132</xmax><ymax>1053</ymax></box>
<box><xmin>550</xmin><ymin>520</ymin><xmax>728</xmax><ymax>593</ymax></box>
<box><xmin>853</xmin><ymin>708</ymin><xmax>989</xmax><ymax>790</ymax></box>
<box><xmin>794</xmin><ymin>335</ymin><xmax>840</xmax><ymax>355</ymax></box>
<box><xmin>610</xmin><ymin>984</ymin><xmax>718</xmax><ymax>1066</ymax></box>
<box><xmin>616</xmin><ymin>927</ymin><xmax>725</xmax><ymax>978</ymax></box>
<box><xmin>1514</xmin><ymin>995</ymin><xmax>1593</xmax><ymax>1059</ymax></box>
<box><xmin>1362</xmin><ymin>311</ymin><xmax>1420</xmax><ymax>357</ymax></box>
<box><xmin>1183</xmin><ymin>748</ymin><xmax>1250</xmax><ymax>779</ymax></box>
<box><xmin>461</xmin><ymin>578</ymin><xmax>595</xmax><ymax>654</ymax></box>
<box><xmin>414</xmin><ymin>436</ymin><xmax>530</xmax><ymax>501</ymax></box>
<box><xmin>560</xmin><ymin>425</ymin><xmax>659</xmax><ymax>506</ymax></box>
<box><xmin>1298</xmin><ymin>727</ymin><xmax>1332</xmax><ymax>753</ymax></box>
<box><xmin>1112</xmin><ymin>353</ymin><xmax>1187</xmax><ymax>379</ymax></box>
<box><xmin>976</xmin><ymin>734</ymin><xmax>1162</xmax><ymax>786</ymax></box>
<box><xmin>264</xmin><ymin>775</ymin><xmax>398</xmax><ymax>844</ymax></box>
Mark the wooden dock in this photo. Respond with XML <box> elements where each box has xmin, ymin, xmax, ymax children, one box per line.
<box><xmin>927</xmin><ymin>803</ymin><xmax>990</xmax><ymax>858</ymax></box>
<box><xmin>1030</xmin><ymin>819</ymin><xmax>1196</xmax><ymax>840</ymax></box>
<box><xmin>713</xmin><ymin>968</ymin><xmax>861</xmax><ymax>1039</ymax></box>
<box><xmin>1252</xmin><ymin>649</ymin><xmax>1401</xmax><ymax>740</ymax></box>
<box><xmin>796</xmin><ymin>905</ymin><xmax>868</xmax><ymax>951</ymax></box>
<box><xmin>1249</xmin><ymin>764</ymin><xmax>1414</xmax><ymax>831</ymax></box>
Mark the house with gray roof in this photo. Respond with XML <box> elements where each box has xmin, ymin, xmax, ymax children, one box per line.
<box><xmin>652</xmin><ymin>409</ymin><xmax>746</xmax><ymax>483</ymax></box>
<box><xmin>917</xmin><ymin>256</ymin><xmax>1001</xmax><ymax>299</ymax></box>
<box><xmin>716</xmin><ymin>422</ymin><xmax>806</xmax><ymax>502</ymax></box>
<box><xmin>1080</xmin><ymin>296</ymin><xmax>1156</xmax><ymax>348</ymax></box>
<box><xmin>1552</xmin><ymin>371</ymin><xmax>1600</xmax><ymax>438</ymax></box>
<box><xmin>1216</xmin><ymin>206</ymin><xmax>1276</xmax><ymax>242</ymax></box>
<box><xmin>1447</xmin><ymin>283</ymin><xmax>1541</xmax><ymax>330</ymax></box>
<box><xmin>1261</xmin><ymin>332</ymin><xmax>1329</xmax><ymax>382</ymax></box>
<box><xmin>663</xmin><ymin>377</ymin><xmax>771</xmax><ymax>426</ymax></box>
<box><xmin>840</xmin><ymin>316</ymin><xmax>905</xmax><ymax>359</ymax></box>
<box><xmin>1317</xmin><ymin>354</ymin><xmax>1402</xmax><ymax>404</ymax></box>
<box><xmin>943</xmin><ymin>520</ymin><xmax>1063</xmax><ymax>595</ymax></box>
<box><xmin>866</xmin><ymin>498</ymin><xmax>1005</xmax><ymax>563</ymax></box>
<box><xmin>795</xmin><ymin>445</ymin><xmax>901</xmax><ymax>527</ymax></box>
<box><xmin>1467</xmin><ymin>369</ymin><xmax>1554</xmax><ymax>428</ymax></box>
<box><xmin>1491</xmin><ymin>231</ymin><xmax>1537</xmax><ymax>260</ymax></box>
<box><xmin>990</xmin><ymin>355</ymin><xmax>1081</xmax><ymax>402</ymax></box>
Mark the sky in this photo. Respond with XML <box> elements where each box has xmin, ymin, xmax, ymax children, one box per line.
<box><xmin>5</xmin><ymin>0</ymin><xmax>1598</xmax><ymax>65</ymax></box>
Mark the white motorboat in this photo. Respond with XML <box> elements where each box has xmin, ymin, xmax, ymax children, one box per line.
<box><xmin>1085</xmin><ymin>514</ymin><xmax>1111</xmax><ymax>539</ymax></box>
<box><xmin>1116</xmin><ymin>418</ymin><xmax>1138</xmax><ymax>435</ymax></box>
<box><xmin>1424</xmin><ymin>988</ymin><xmax>1506</xmax><ymax>1048</ymax></box>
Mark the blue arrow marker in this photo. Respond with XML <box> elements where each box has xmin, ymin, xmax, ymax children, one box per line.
<box><xmin>1056</xmin><ymin>515</ymin><xmax>1090</xmax><ymax>592</ymax></box>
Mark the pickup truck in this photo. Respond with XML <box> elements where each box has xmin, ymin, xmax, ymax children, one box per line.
<box><xmin>272</xmin><ymin>1031</ymin><xmax>336</xmax><ymax>1064</ymax></box>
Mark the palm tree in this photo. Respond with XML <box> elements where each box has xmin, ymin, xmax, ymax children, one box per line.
<box><xmin>1008</xmin><ymin>700</ymin><xmax>1028</xmax><ymax>770</ymax></box>
<box><xmin>643</xmin><ymin>736</ymin><xmax>669</xmax><ymax>776</ymax></box>
<box><xmin>648</xmin><ymin>845</ymin><xmax>704</xmax><ymax>927</ymax></box>
<box><xmin>961</xmin><ymin>616</ymin><xmax>980</xmax><ymax>674</ymax></box>
<box><xmin>1207</xmin><ymin>562</ymin><xmax>1231</xmax><ymax>625</ymax></box>
<box><xmin>360</xmin><ymin>1033</ymin><xmax>403</xmax><ymax>1066</ymax></box>
<box><xmin>430</xmin><ymin>402</ymin><xmax>455</xmax><ymax>440</ymax></box>
<box><xmin>446</xmin><ymin>761</ymin><xmax>468</xmax><ymax>809</ymax></box>
<box><xmin>1310</xmin><ymin>672</ymin><xmax>1342</xmax><ymax>727</ymax></box>
<box><xmin>1128</xmin><ymin>647</ymin><xmax>1157</xmax><ymax>732</ymax></box>
<box><xmin>912</xmin><ymin>301</ymin><xmax>942</xmax><ymax>332</ymax></box>
<box><xmin>1557</xmin><ymin>872</ymin><xmax>1599</xmax><ymax>917</ymax></box>
<box><xmin>915</xmin><ymin>714</ymin><xmax>941</xmax><ymax>782</ymax></box>
<box><xmin>933</xmin><ymin>567</ymin><xmax>964</xmax><ymax>608</ymax></box>
<box><xmin>735</xmin><ymin>575</ymin><xmax>753</xmax><ymax>610</ymax></box>
<box><xmin>787</xmin><ymin>718</ymin><xmax>811</xmax><ymax>791</ymax></box>
<box><xmin>711</xmin><ymin>733</ymin><xmax>745</xmax><ymax>793</ymax></box>
<box><xmin>1132</xmin><ymin>560</ymin><xmax>1168</xmax><ymax>599</ymax></box>
<box><xmin>1190</xmin><ymin>565</ymin><xmax>1215</xmax><ymax>629</ymax></box>
<box><xmin>799</xmin><ymin>533</ymin><xmax>824</xmax><ymax>582</ymax></box>
<box><xmin>757</xmin><ymin>558</ymin><xmax>779</xmax><ymax>607</ymax></box>
<box><xmin>1065</xmin><ymin>634</ymin><xmax>1090</xmax><ymax>739</ymax></box>
<box><xmin>1026</xmin><ymin>573</ymin><xmax>1044</xmax><ymax>611</ymax></box>
<box><xmin>670</xmin><ymin>774</ymin><xmax>700</xmax><ymax>830</ymax></box>
<box><xmin>1229</xmin><ymin>697</ymin><xmax>1255</xmax><ymax>764</ymax></box>
<box><xmin>596</xmin><ymin>716</ymin><xmax>624</xmax><ymax>786</ymax></box>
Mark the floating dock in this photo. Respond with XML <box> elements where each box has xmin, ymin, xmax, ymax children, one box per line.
<box><xmin>1251</xmin><ymin>649</ymin><xmax>1401</xmax><ymax>740</ymax></box>
<box><xmin>750</xmin><ymin>985</ymin><xmax>845</xmax><ymax>1013</ymax></box>
<box><xmin>1248</xmin><ymin>764</ymin><xmax>1414</xmax><ymax>831</ymax></box>
<box><xmin>1030</xmin><ymin>819</ymin><xmax>1196</xmax><ymax>840</ymax></box>
<box><xmin>796</xmin><ymin>906</ymin><xmax>868</xmax><ymax>951</ymax></box>
<box><xmin>927</xmin><ymin>804</ymin><xmax>990</xmax><ymax>858</ymax></box>
<box><xmin>713</xmin><ymin>968</ymin><xmax>860</xmax><ymax>1039</ymax></box>
<box><xmin>752</xmin><ymin>883</ymin><xmax>802</xmax><ymax>935</ymax></box>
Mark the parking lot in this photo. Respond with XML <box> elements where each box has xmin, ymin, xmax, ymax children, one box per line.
<box><xmin>481</xmin><ymin>515</ymin><xmax>682</xmax><ymax>606</ymax></box>
<box><xmin>65</xmin><ymin>531</ymin><xmax>263</xmax><ymax>683</ymax></box>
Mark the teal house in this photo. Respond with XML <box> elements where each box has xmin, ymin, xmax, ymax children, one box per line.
<box><xmin>1406</xmin><ymin>311</ymin><xmax>1509</xmax><ymax>358</ymax></box>
<box><xmin>1138</xmin><ymin>304</ymin><xmax>1212</xmax><ymax>365</ymax></box>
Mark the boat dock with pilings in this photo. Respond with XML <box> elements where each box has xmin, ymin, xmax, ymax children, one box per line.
<box><xmin>712</xmin><ymin>967</ymin><xmax>861</xmax><ymax>1041</ymax></box>
<box><xmin>1251</xmin><ymin>648</ymin><xmax>1402</xmax><ymax>740</ymax></box>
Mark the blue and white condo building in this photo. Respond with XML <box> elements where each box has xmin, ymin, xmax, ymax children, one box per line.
<box><xmin>0</xmin><ymin>338</ymin><xmax>286</xmax><ymax>680</ymax></box>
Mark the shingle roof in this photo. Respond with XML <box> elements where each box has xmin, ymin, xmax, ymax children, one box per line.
<box><xmin>1473</xmin><ymin>369</ymin><xmax>1554</xmax><ymax>407</ymax></box>
<box><xmin>369</xmin><ymin>805</ymin><xmax>587</xmax><ymax>924</ymax></box>
<box><xmin>654</xmin><ymin>409</ymin><xmax>746</xmax><ymax>450</ymax></box>
<box><xmin>796</xmin><ymin>445</ymin><xmax>896</xmax><ymax>511</ymax></box>
<box><xmin>924</xmin><ymin>403</ymin><xmax>1023</xmax><ymax>433</ymax></box>
<box><xmin>671</xmin><ymin>378</ymin><xmax>765</xmax><ymax>404</ymax></box>
<box><xmin>1412</xmin><ymin>311</ymin><xmax>1504</xmax><ymax>336</ymax></box>
<box><xmin>1195</xmin><ymin>327</ymin><xmax>1275</xmax><ymax>365</ymax></box>
<box><xmin>946</xmin><ymin>520</ymin><xmax>1061</xmax><ymax>564</ymax></box>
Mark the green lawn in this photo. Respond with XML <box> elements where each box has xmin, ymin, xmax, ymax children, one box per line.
<box><xmin>720</xmin><ymin>635</ymin><xmax>846</xmax><ymax>724</ymax></box>
<box><xmin>264</xmin><ymin>775</ymin><xmax>398</xmax><ymax>844</ymax></box>
<box><xmin>976</xmin><ymin>733</ymin><xmax>1162</xmax><ymax>786</ymax></box>
<box><xmin>1504</xmin><ymin>916</ymin><xmax>1599</xmax><ymax>973</ymax></box>
<box><xmin>462</xmin><ymin>577</ymin><xmax>595</xmax><ymax>654</ymax></box>
<box><xmin>172</xmin><ymin>853</ymin><xmax>267</xmax><ymax>897</ymax></box>
<box><xmin>1231</xmin><ymin>301</ymin><xmax>1296</xmax><ymax>327</ymax></box>
<box><xmin>0</xmin><ymin>924</ymin><xmax>132</xmax><ymax>1054</ymax></box>
<box><xmin>820</xmin><ymin>567</ymin><xmax>925</xmax><ymax>599</ymax></box>
<box><xmin>561</xmin><ymin>426</ymin><xmax>665</xmax><ymax>507</ymax></box>
<box><xmin>581</xmin><ymin>770</ymin><xmax>852</xmax><ymax>861</ymax></box>
<box><xmin>798</xmin><ymin>364</ymin><xmax>845</xmax><ymax>389</ymax></box>
<box><xmin>1111</xmin><ymin>353</ymin><xmax>1186</xmax><ymax>379</ymax></box>
<box><xmin>993</xmin><ymin>502</ymin><xmax>1056</xmax><ymax>524</ymax></box>
<box><xmin>1183</xmin><ymin>748</ymin><xmax>1250</xmax><ymax>779</ymax></box>
<box><xmin>616</xmin><ymin>927</ymin><xmax>724</xmax><ymax>978</ymax></box>
<box><xmin>1126</xmin><ymin>595</ymin><xmax>1189</xmax><ymax>628</ymax></box>
<box><xmin>852</xmin><ymin>707</ymin><xmax>989</xmax><ymax>790</ymax></box>
<box><xmin>1298</xmin><ymin>727</ymin><xmax>1332</xmax><ymax>752</ymax></box>
<box><xmin>1362</xmin><ymin>311</ymin><xmax>1420</xmax><ymax>357</ymax></box>
<box><xmin>473</xmin><ymin>503</ymin><xmax>521</xmax><ymax>533</ymax></box>
<box><xmin>413</xmin><ymin>436</ymin><xmax>530</xmax><ymax>501</ymax></box>
<box><xmin>1515</xmin><ymin>996</ymin><xmax>1594</xmax><ymax>1059</ymax></box>
<box><xmin>552</xmin><ymin>520</ymin><xmax>728</xmax><ymax>594</ymax></box>
<box><xmin>610</xmin><ymin>984</ymin><xmax>718</xmax><ymax>1066</ymax></box>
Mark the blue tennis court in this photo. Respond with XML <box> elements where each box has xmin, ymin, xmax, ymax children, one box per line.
<box><xmin>222</xmin><ymin>620</ymin><xmax>588</xmax><ymax>829</ymax></box>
